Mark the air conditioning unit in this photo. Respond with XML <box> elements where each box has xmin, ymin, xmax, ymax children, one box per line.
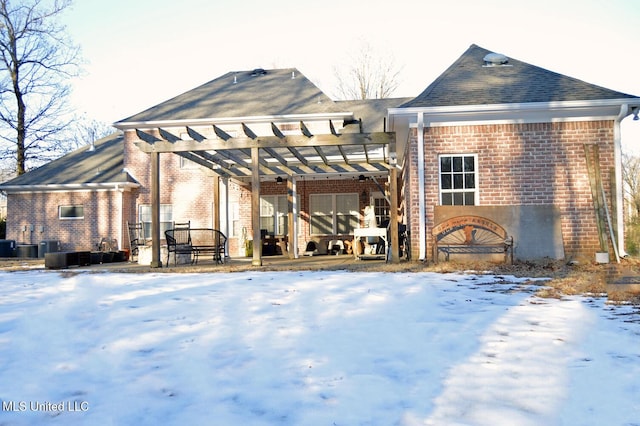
<box><xmin>38</xmin><ymin>240</ymin><xmax>61</xmax><ymax>258</ymax></box>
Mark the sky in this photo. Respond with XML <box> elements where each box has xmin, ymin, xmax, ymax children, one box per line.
<box><xmin>1</xmin><ymin>268</ymin><xmax>639</xmax><ymax>425</ymax></box>
<box><xmin>60</xmin><ymin>0</ymin><xmax>640</xmax><ymax>152</ymax></box>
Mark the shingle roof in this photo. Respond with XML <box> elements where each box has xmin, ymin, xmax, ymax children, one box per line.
<box><xmin>336</xmin><ymin>98</ymin><xmax>412</xmax><ymax>132</ymax></box>
<box><xmin>117</xmin><ymin>68</ymin><xmax>342</xmax><ymax>124</ymax></box>
<box><xmin>402</xmin><ymin>44</ymin><xmax>638</xmax><ymax>108</ymax></box>
<box><xmin>0</xmin><ymin>132</ymin><xmax>137</xmax><ymax>189</ymax></box>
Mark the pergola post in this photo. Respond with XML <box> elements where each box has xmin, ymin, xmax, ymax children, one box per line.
<box><xmin>287</xmin><ymin>177</ymin><xmax>298</xmax><ymax>259</ymax></box>
<box><xmin>389</xmin><ymin>162</ymin><xmax>400</xmax><ymax>263</ymax></box>
<box><xmin>150</xmin><ymin>151</ymin><xmax>162</xmax><ymax>268</ymax></box>
<box><xmin>213</xmin><ymin>176</ymin><xmax>220</xmax><ymax>231</ymax></box>
<box><xmin>251</xmin><ymin>147</ymin><xmax>262</xmax><ymax>266</ymax></box>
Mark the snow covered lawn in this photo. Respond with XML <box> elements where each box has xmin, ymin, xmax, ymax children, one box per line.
<box><xmin>0</xmin><ymin>270</ymin><xmax>638</xmax><ymax>425</ymax></box>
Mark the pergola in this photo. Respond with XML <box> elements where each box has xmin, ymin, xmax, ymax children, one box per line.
<box><xmin>123</xmin><ymin>118</ymin><xmax>400</xmax><ymax>267</ymax></box>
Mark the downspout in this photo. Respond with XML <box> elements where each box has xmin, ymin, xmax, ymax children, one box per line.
<box><xmin>614</xmin><ymin>104</ymin><xmax>629</xmax><ymax>257</ymax></box>
<box><xmin>116</xmin><ymin>184</ymin><xmax>123</xmax><ymax>250</ymax></box>
<box><xmin>417</xmin><ymin>113</ymin><xmax>427</xmax><ymax>261</ymax></box>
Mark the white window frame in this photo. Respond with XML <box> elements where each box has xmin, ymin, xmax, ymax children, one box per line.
<box><xmin>59</xmin><ymin>205</ymin><xmax>84</xmax><ymax>220</ymax></box>
<box><xmin>259</xmin><ymin>195</ymin><xmax>299</xmax><ymax>236</ymax></box>
<box><xmin>139</xmin><ymin>204</ymin><xmax>173</xmax><ymax>239</ymax></box>
<box><xmin>229</xmin><ymin>202</ymin><xmax>240</xmax><ymax>238</ymax></box>
<box><xmin>309</xmin><ymin>193</ymin><xmax>359</xmax><ymax>236</ymax></box>
<box><xmin>439</xmin><ymin>154</ymin><xmax>478</xmax><ymax>206</ymax></box>
<box><xmin>372</xmin><ymin>194</ymin><xmax>389</xmax><ymax>227</ymax></box>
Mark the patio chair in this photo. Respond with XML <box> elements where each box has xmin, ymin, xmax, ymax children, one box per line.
<box><xmin>126</xmin><ymin>221</ymin><xmax>146</xmax><ymax>261</ymax></box>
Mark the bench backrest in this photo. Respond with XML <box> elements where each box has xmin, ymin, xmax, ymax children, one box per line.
<box><xmin>432</xmin><ymin>215</ymin><xmax>508</xmax><ymax>245</ymax></box>
<box><xmin>165</xmin><ymin>228</ymin><xmax>191</xmax><ymax>246</ymax></box>
<box><xmin>188</xmin><ymin>228</ymin><xmax>227</xmax><ymax>248</ymax></box>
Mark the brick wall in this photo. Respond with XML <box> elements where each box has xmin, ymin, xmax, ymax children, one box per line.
<box><xmin>123</xmin><ymin>130</ymin><xmax>218</xmax><ymax>228</ymax></box>
<box><xmin>6</xmin><ymin>190</ymin><xmax>129</xmax><ymax>252</ymax></box>
<box><xmin>3</xmin><ymin>129</ymin><xmax>221</xmax><ymax>254</ymax></box>
<box><xmin>404</xmin><ymin>121</ymin><xmax>616</xmax><ymax>260</ymax></box>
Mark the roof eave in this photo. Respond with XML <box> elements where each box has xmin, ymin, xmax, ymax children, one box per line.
<box><xmin>0</xmin><ymin>182</ymin><xmax>140</xmax><ymax>193</ymax></box>
<box><xmin>388</xmin><ymin>98</ymin><xmax>640</xmax><ymax>124</ymax></box>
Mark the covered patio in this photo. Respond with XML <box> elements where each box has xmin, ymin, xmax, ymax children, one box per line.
<box><xmin>112</xmin><ymin>69</ymin><xmax>408</xmax><ymax>268</ymax></box>
<box><xmin>116</xmin><ymin>118</ymin><xmax>401</xmax><ymax>267</ymax></box>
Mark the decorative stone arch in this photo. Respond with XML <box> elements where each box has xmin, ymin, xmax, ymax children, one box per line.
<box><xmin>432</xmin><ymin>215</ymin><xmax>514</xmax><ymax>263</ymax></box>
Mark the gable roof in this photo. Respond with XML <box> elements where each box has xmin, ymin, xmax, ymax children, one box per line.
<box><xmin>0</xmin><ymin>132</ymin><xmax>138</xmax><ymax>191</ymax></box>
<box><xmin>117</xmin><ymin>68</ymin><xmax>342</xmax><ymax>125</ymax></box>
<box><xmin>113</xmin><ymin>69</ymin><xmax>404</xmax><ymax>181</ymax></box>
<box><xmin>402</xmin><ymin>44</ymin><xmax>638</xmax><ymax>108</ymax></box>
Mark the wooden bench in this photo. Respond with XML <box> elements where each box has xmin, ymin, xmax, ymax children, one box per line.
<box><xmin>432</xmin><ymin>215</ymin><xmax>513</xmax><ymax>264</ymax></box>
<box><xmin>165</xmin><ymin>228</ymin><xmax>227</xmax><ymax>266</ymax></box>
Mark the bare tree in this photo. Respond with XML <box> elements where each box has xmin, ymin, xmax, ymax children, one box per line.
<box><xmin>65</xmin><ymin>117</ymin><xmax>115</xmax><ymax>153</ymax></box>
<box><xmin>0</xmin><ymin>0</ymin><xmax>81</xmax><ymax>175</ymax></box>
<box><xmin>623</xmin><ymin>152</ymin><xmax>640</xmax><ymax>218</ymax></box>
<box><xmin>333</xmin><ymin>40</ymin><xmax>403</xmax><ymax>100</ymax></box>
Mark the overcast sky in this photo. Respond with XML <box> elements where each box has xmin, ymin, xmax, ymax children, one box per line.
<box><xmin>61</xmin><ymin>0</ymin><xmax>640</xmax><ymax>152</ymax></box>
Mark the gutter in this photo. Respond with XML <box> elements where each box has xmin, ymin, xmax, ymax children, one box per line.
<box><xmin>0</xmin><ymin>182</ymin><xmax>140</xmax><ymax>193</ymax></box>
<box><xmin>389</xmin><ymin>98</ymin><xmax>640</xmax><ymax>116</ymax></box>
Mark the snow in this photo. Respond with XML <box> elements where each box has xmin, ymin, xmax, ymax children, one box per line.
<box><xmin>0</xmin><ymin>269</ymin><xmax>638</xmax><ymax>425</ymax></box>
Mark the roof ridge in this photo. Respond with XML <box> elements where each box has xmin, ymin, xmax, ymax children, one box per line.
<box><xmin>401</xmin><ymin>44</ymin><xmax>638</xmax><ymax>108</ymax></box>
<box><xmin>401</xmin><ymin>44</ymin><xmax>482</xmax><ymax>107</ymax></box>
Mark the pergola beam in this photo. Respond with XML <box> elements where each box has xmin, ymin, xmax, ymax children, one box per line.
<box><xmin>242</xmin><ymin>123</ymin><xmax>258</xmax><ymax>139</ymax></box>
<box><xmin>314</xmin><ymin>146</ymin><xmax>329</xmax><ymax>165</ymax></box>
<box><xmin>177</xmin><ymin>152</ymin><xmax>231</xmax><ymax>178</ymax></box>
<box><xmin>262</xmin><ymin>146</ymin><xmax>289</xmax><ymax>166</ymax></box>
<box><xmin>286</xmin><ymin>147</ymin><xmax>309</xmax><ymax>166</ymax></box>
<box><xmin>187</xmin><ymin>126</ymin><xmax>207</xmax><ymax>141</ymax></box>
<box><xmin>271</xmin><ymin>122</ymin><xmax>285</xmax><ymax>138</ymax></box>
<box><xmin>192</xmin><ymin>150</ymin><xmax>251</xmax><ymax>176</ymax></box>
<box><xmin>300</xmin><ymin>121</ymin><xmax>313</xmax><ymax>137</ymax></box>
<box><xmin>133</xmin><ymin>132</ymin><xmax>395</xmax><ymax>153</ymax></box>
<box><xmin>337</xmin><ymin>145</ymin><xmax>350</xmax><ymax>164</ymax></box>
<box><xmin>213</xmin><ymin>125</ymin><xmax>233</xmax><ymax>141</ymax></box>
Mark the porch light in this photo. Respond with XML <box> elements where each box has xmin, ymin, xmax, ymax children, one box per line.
<box><xmin>276</xmin><ymin>176</ymin><xmax>284</xmax><ymax>184</ymax></box>
<box><xmin>358</xmin><ymin>174</ymin><xmax>366</xmax><ymax>182</ymax></box>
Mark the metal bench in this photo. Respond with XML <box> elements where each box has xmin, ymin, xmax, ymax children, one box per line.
<box><xmin>432</xmin><ymin>215</ymin><xmax>513</xmax><ymax>264</ymax></box>
<box><xmin>165</xmin><ymin>228</ymin><xmax>227</xmax><ymax>266</ymax></box>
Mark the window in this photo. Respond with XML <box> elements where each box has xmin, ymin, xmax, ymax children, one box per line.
<box><xmin>139</xmin><ymin>204</ymin><xmax>173</xmax><ymax>239</ymax></box>
<box><xmin>373</xmin><ymin>195</ymin><xmax>389</xmax><ymax>226</ymax></box>
<box><xmin>310</xmin><ymin>193</ymin><xmax>359</xmax><ymax>235</ymax></box>
<box><xmin>230</xmin><ymin>202</ymin><xmax>240</xmax><ymax>238</ymax></box>
<box><xmin>439</xmin><ymin>154</ymin><xmax>477</xmax><ymax>206</ymax></box>
<box><xmin>260</xmin><ymin>195</ymin><xmax>299</xmax><ymax>236</ymax></box>
<box><xmin>59</xmin><ymin>205</ymin><xmax>84</xmax><ymax>219</ymax></box>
